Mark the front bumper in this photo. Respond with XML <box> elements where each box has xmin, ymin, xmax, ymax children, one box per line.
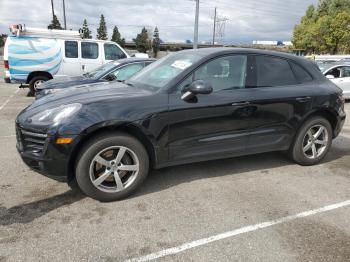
<box><xmin>16</xmin><ymin>125</ymin><xmax>80</xmax><ymax>182</ymax></box>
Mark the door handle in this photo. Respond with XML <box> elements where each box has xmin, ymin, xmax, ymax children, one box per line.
<box><xmin>232</xmin><ymin>101</ymin><xmax>250</xmax><ymax>106</ymax></box>
<box><xmin>296</xmin><ymin>96</ymin><xmax>311</xmax><ymax>102</ymax></box>
<box><xmin>82</xmin><ymin>65</ymin><xmax>85</xmax><ymax>71</ymax></box>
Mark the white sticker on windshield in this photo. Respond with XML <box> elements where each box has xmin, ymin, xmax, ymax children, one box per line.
<box><xmin>171</xmin><ymin>60</ymin><xmax>192</xmax><ymax>70</ymax></box>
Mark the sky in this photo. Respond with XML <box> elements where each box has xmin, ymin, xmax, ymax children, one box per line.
<box><xmin>0</xmin><ymin>0</ymin><xmax>319</xmax><ymax>44</ymax></box>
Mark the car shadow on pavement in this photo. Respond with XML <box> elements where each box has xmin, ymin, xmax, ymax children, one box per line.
<box><xmin>133</xmin><ymin>136</ymin><xmax>350</xmax><ymax>198</ymax></box>
<box><xmin>0</xmin><ymin>190</ymin><xmax>85</xmax><ymax>226</ymax></box>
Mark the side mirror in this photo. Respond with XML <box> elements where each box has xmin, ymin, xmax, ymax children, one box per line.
<box><xmin>105</xmin><ymin>74</ymin><xmax>116</xmax><ymax>81</ymax></box>
<box><xmin>181</xmin><ymin>80</ymin><xmax>213</xmax><ymax>101</ymax></box>
<box><xmin>326</xmin><ymin>74</ymin><xmax>335</xmax><ymax>79</ymax></box>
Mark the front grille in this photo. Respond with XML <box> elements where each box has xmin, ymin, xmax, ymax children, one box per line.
<box><xmin>16</xmin><ymin>127</ymin><xmax>48</xmax><ymax>155</ymax></box>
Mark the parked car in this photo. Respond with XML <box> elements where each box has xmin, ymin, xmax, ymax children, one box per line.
<box><xmin>35</xmin><ymin>58</ymin><xmax>156</xmax><ymax>99</ymax></box>
<box><xmin>322</xmin><ymin>63</ymin><xmax>350</xmax><ymax>99</ymax></box>
<box><xmin>4</xmin><ymin>24</ymin><xmax>129</xmax><ymax>93</ymax></box>
<box><xmin>16</xmin><ymin>48</ymin><xmax>346</xmax><ymax>201</ymax></box>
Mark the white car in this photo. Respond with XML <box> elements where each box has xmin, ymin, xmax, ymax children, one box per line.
<box><xmin>323</xmin><ymin>63</ymin><xmax>350</xmax><ymax>99</ymax></box>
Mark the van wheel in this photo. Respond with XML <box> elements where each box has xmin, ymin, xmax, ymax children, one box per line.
<box><xmin>29</xmin><ymin>76</ymin><xmax>49</xmax><ymax>94</ymax></box>
<box><xmin>289</xmin><ymin>117</ymin><xmax>332</xmax><ymax>166</ymax></box>
<box><xmin>75</xmin><ymin>132</ymin><xmax>149</xmax><ymax>202</ymax></box>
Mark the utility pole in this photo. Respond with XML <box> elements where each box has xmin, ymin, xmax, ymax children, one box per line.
<box><xmin>51</xmin><ymin>0</ymin><xmax>55</xmax><ymax>19</ymax></box>
<box><xmin>212</xmin><ymin>7</ymin><xmax>217</xmax><ymax>45</ymax></box>
<box><xmin>62</xmin><ymin>0</ymin><xmax>67</xmax><ymax>29</ymax></box>
<box><xmin>193</xmin><ymin>0</ymin><xmax>199</xmax><ymax>49</ymax></box>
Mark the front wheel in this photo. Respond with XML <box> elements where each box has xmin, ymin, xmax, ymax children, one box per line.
<box><xmin>75</xmin><ymin>133</ymin><xmax>149</xmax><ymax>201</ymax></box>
<box><xmin>289</xmin><ymin>116</ymin><xmax>332</xmax><ymax>166</ymax></box>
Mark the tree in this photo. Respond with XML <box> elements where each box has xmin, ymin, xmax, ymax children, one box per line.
<box><xmin>48</xmin><ymin>15</ymin><xmax>63</xmax><ymax>30</ymax></box>
<box><xmin>133</xmin><ymin>27</ymin><xmax>151</xmax><ymax>53</ymax></box>
<box><xmin>111</xmin><ymin>26</ymin><xmax>125</xmax><ymax>47</ymax></box>
<box><xmin>82</xmin><ymin>19</ymin><xmax>92</xmax><ymax>39</ymax></box>
<box><xmin>0</xmin><ymin>35</ymin><xmax>4</xmax><ymax>48</ymax></box>
<box><xmin>96</xmin><ymin>14</ymin><xmax>107</xmax><ymax>40</ymax></box>
<box><xmin>293</xmin><ymin>0</ymin><xmax>350</xmax><ymax>54</ymax></box>
<box><xmin>152</xmin><ymin>27</ymin><xmax>161</xmax><ymax>58</ymax></box>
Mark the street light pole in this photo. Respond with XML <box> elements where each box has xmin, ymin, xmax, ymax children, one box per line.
<box><xmin>193</xmin><ymin>0</ymin><xmax>199</xmax><ymax>49</ymax></box>
<box><xmin>51</xmin><ymin>0</ymin><xmax>55</xmax><ymax>19</ymax></box>
<box><xmin>212</xmin><ymin>7</ymin><xmax>217</xmax><ymax>45</ymax></box>
<box><xmin>62</xmin><ymin>0</ymin><xmax>67</xmax><ymax>29</ymax></box>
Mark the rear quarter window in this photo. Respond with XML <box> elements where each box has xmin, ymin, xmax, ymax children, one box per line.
<box><xmin>290</xmin><ymin>62</ymin><xmax>313</xmax><ymax>83</ymax></box>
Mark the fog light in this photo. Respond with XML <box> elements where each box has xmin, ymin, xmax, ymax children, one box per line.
<box><xmin>56</xmin><ymin>137</ymin><xmax>73</xmax><ymax>144</ymax></box>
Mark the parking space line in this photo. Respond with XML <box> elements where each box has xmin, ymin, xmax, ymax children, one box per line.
<box><xmin>341</xmin><ymin>133</ymin><xmax>350</xmax><ymax>139</ymax></box>
<box><xmin>0</xmin><ymin>135</ymin><xmax>16</xmax><ymax>138</ymax></box>
<box><xmin>0</xmin><ymin>89</ymin><xmax>20</xmax><ymax>111</ymax></box>
<box><xmin>126</xmin><ymin>200</ymin><xmax>350</xmax><ymax>262</ymax></box>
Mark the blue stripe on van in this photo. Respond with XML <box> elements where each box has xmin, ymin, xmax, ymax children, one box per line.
<box><xmin>8</xmin><ymin>44</ymin><xmax>52</xmax><ymax>54</ymax></box>
<box><xmin>9</xmin><ymin>60</ymin><xmax>62</xmax><ymax>76</ymax></box>
<box><xmin>9</xmin><ymin>50</ymin><xmax>61</xmax><ymax>66</ymax></box>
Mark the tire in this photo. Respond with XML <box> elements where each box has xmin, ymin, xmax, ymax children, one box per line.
<box><xmin>289</xmin><ymin>116</ymin><xmax>332</xmax><ymax>166</ymax></box>
<box><xmin>28</xmin><ymin>75</ymin><xmax>49</xmax><ymax>95</ymax></box>
<box><xmin>75</xmin><ymin>132</ymin><xmax>149</xmax><ymax>202</ymax></box>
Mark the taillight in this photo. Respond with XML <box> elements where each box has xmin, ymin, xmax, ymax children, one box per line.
<box><xmin>4</xmin><ymin>60</ymin><xmax>9</xmax><ymax>70</ymax></box>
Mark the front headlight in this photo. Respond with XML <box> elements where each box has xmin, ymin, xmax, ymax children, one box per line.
<box><xmin>30</xmin><ymin>103</ymin><xmax>82</xmax><ymax>126</ymax></box>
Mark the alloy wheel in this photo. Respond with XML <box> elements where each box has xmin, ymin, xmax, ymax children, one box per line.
<box><xmin>302</xmin><ymin>124</ymin><xmax>329</xmax><ymax>159</ymax></box>
<box><xmin>89</xmin><ymin>146</ymin><xmax>140</xmax><ymax>193</ymax></box>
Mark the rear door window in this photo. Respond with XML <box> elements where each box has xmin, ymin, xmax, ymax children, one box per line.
<box><xmin>65</xmin><ymin>41</ymin><xmax>78</xmax><ymax>58</ymax></box>
<box><xmin>255</xmin><ymin>56</ymin><xmax>298</xmax><ymax>87</ymax></box>
<box><xmin>104</xmin><ymin>44</ymin><xmax>127</xmax><ymax>60</ymax></box>
<box><xmin>81</xmin><ymin>42</ymin><xmax>99</xmax><ymax>59</ymax></box>
<box><xmin>342</xmin><ymin>66</ymin><xmax>350</xmax><ymax>77</ymax></box>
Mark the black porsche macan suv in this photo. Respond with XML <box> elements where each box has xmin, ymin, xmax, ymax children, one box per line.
<box><xmin>16</xmin><ymin>48</ymin><xmax>346</xmax><ymax>201</ymax></box>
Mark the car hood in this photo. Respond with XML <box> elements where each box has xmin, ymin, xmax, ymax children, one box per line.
<box><xmin>26</xmin><ymin>81</ymin><xmax>152</xmax><ymax>111</ymax></box>
<box><xmin>37</xmin><ymin>75</ymin><xmax>95</xmax><ymax>90</ymax></box>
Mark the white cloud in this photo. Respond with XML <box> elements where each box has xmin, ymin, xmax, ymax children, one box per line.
<box><xmin>0</xmin><ymin>0</ymin><xmax>318</xmax><ymax>43</ymax></box>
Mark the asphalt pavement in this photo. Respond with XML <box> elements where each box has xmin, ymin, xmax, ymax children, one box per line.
<box><xmin>0</xmin><ymin>66</ymin><xmax>349</xmax><ymax>262</ymax></box>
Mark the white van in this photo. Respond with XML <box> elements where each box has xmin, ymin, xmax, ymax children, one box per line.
<box><xmin>4</xmin><ymin>25</ymin><xmax>130</xmax><ymax>92</ymax></box>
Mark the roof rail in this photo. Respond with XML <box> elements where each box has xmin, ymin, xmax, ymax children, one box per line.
<box><xmin>9</xmin><ymin>24</ymin><xmax>83</xmax><ymax>39</ymax></box>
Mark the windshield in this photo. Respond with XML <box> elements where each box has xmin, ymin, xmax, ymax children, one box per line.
<box><xmin>86</xmin><ymin>62</ymin><xmax>118</xmax><ymax>79</ymax></box>
<box><xmin>127</xmin><ymin>52</ymin><xmax>203</xmax><ymax>92</ymax></box>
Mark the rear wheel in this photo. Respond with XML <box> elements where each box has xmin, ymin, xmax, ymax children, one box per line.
<box><xmin>290</xmin><ymin>117</ymin><xmax>332</xmax><ymax>165</ymax></box>
<box><xmin>28</xmin><ymin>75</ymin><xmax>49</xmax><ymax>95</ymax></box>
<box><xmin>75</xmin><ymin>133</ymin><xmax>149</xmax><ymax>201</ymax></box>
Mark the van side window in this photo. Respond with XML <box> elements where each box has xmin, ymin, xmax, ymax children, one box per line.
<box><xmin>104</xmin><ymin>44</ymin><xmax>127</xmax><ymax>60</ymax></box>
<box><xmin>81</xmin><ymin>42</ymin><xmax>98</xmax><ymax>59</ymax></box>
<box><xmin>65</xmin><ymin>41</ymin><xmax>78</xmax><ymax>58</ymax></box>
